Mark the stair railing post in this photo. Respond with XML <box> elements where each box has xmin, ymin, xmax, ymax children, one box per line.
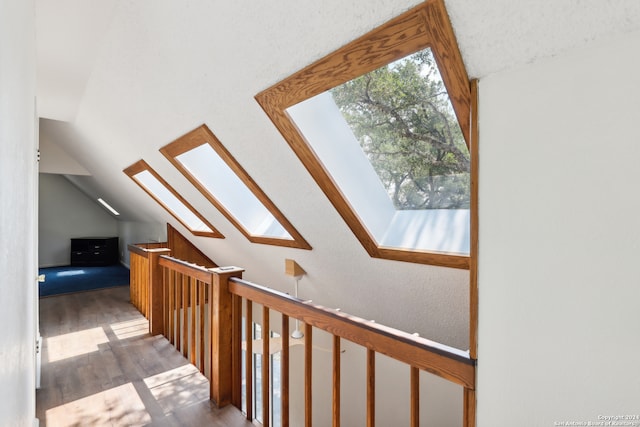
<box><xmin>147</xmin><ymin>248</ymin><xmax>171</xmax><ymax>336</ymax></box>
<box><xmin>209</xmin><ymin>266</ymin><xmax>244</xmax><ymax>407</ymax></box>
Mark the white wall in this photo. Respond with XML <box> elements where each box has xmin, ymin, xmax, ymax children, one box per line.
<box><xmin>477</xmin><ymin>31</ymin><xmax>640</xmax><ymax>425</ymax></box>
<box><xmin>117</xmin><ymin>220</ymin><xmax>166</xmax><ymax>267</ymax></box>
<box><xmin>38</xmin><ymin>125</ymin><xmax>90</xmax><ymax>175</ymax></box>
<box><xmin>39</xmin><ymin>173</ymin><xmax>118</xmax><ymax>267</ymax></box>
<box><xmin>0</xmin><ymin>0</ymin><xmax>38</xmax><ymax>424</ymax></box>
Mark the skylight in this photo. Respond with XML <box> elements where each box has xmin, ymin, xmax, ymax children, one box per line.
<box><xmin>160</xmin><ymin>125</ymin><xmax>310</xmax><ymax>249</ymax></box>
<box><xmin>123</xmin><ymin>160</ymin><xmax>223</xmax><ymax>238</ymax></box>
<box><xmin>255</xmin><ymin>0</ymin><xmax>473</xmax><ymax>268</ymax></box>
<box><xmin>286</xmin><ymin>48</ymin><xmax>470</xmax><ymax>255</ymax></box>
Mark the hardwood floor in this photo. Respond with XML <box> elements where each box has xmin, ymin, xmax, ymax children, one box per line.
<box><xmin>36</xmin><ymin>286</ymin><xmax>252</xmax><ymax>427</ymax></box>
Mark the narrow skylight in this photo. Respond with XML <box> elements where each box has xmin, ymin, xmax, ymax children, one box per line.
<box><xmin>160</xmin><ymin>125</ymin><xmax>311</xmax><ymax>249</ymax></box>
<box><xmin>176</xmin><ymin>144</ymin><xmax>290</xmax><ymax>239</ymax></box>
<box><xmin>123</xmin><ymin>160</ymin><xmax>223</xmax><ymax>238</ymax></box>
<box><xmin>97</xmin><ymin>197</ymin><xmax>120</xmax><ymax>216</ymax></box>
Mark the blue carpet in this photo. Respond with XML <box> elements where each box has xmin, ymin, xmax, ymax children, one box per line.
<box><xmin>39</xmin><ymin>264</ymin><xmax>130</xmax><ymax>297</ymax></box>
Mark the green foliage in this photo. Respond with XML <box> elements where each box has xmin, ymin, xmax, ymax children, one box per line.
<box><xmin>331</xmin><ymin>49</ymin><xmax>470</xmax><ymax>210</ymax></box>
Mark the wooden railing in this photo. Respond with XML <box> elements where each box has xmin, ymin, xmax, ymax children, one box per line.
<box><xmin>127</xmin><ymin>247</ymin><xmax>476</xmax><ymax>426</ymax></box>
<box><xmin>228</xmin><ymin>276</ymin><xmax>476</xmax><ymax>427</ymax></box>
<box><xmin>128</xmin><ymin>244</ymin><xmax>170</xmax><ymax>335</ymax></box>
<box><xmin>127</xmin><ymin>223</ymin><xmax>214</xmax><ymax>324</ymax></box>
<box><xmin>158</xmin><ymin>256</ymin><xmax>213</xmax><ymax>380</ymax></box>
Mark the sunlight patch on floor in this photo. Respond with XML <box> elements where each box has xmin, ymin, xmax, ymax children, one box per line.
<box><xmin>110</xmin><ymin>318</ymin><xmax>149</xmax><ymax>340</ymax></box>
<box><xmin>55</xmin><ymin>270</ymin><xmax>86</xmax><ymax>277</ymax></box>
<box><xmin>144</xmin><ymin>364</ymin><xmax>209</xmax><ymax>414</ymax></box>
<box><xmin>45</xmin><ymin>382</ymin><xmax>151</xmax><ymax>426</ymax></box>
<box><xmin>46</xmin><ymin>327</ymin><xmax>109</xmax><ymax>363</ymax></box>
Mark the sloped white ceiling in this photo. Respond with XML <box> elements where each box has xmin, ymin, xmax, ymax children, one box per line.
<box><xmin>33</xmin><ymin>0</ymin><xmax>640</xmax><ymax>347</ymax></box>
<box><xmin>36</xmin><ymin>0</ymin><xmax>118</xmax><ymax>121</ymax></box>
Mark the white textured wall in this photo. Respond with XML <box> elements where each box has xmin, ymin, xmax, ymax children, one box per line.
<box><xmin>0</xmin><ymin>0</ymin><xmax>38</xmax><ymax>424</ymax></box>
<box><xmin>39</xmin><ymin>174</ymin><xmax>118</xmax><ymax>267</ymax></box>
<box><xmin>477</xmin><ymin>31</ymin><xmax>640</xmax><ymax>425</ymax></box>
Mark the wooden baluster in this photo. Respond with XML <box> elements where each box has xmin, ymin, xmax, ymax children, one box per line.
<box><xmin>142</xmin><ymin>257</ymin><xmax>147</xmax><ymax>314</ymax></box>
<box><xmin>305</xmin><ymin>323</ymin><xmax>312</xmax><ymax>427</ymax></box>
<box><xmin>145</xmin><ymin>257</ymin><xmax>149</xmax><ymax>316</ymax></box>
<box><xmin>167</xmin><ymin>269</ymin><xmax>175</xmax><ymax>345</ymax></box>
<box><xmin>281</xmin><ymin>315</ymin><xmax>289</xmax><ymax>427</ymax></box>
<box><xmin>190</xmin><ymin>276</ymin><xmax>197</xmax><ymax>365</ymax></box>
<box><xmin>367</xmin><ymin>349</ymin><xmax>375</xmax><ymax>427</ymax></box>
<box><xmin>133</xmin><ymin>255</ymin><xmax>137</xmax><ymax>310</ymax></box>
<box><xmin>182</xmin><ymin>273</ymin><xmax>189</xmax><ymax>358</ymax></box>
<box><xmin>143</xmin><ymin>258</ymin><xmax>147</xmax><ymax>317</ymax></box>
<box><xmin>199</xmin><ymin>279</ymin><xmax>206</xmax><ymax>374</ymax></box>
<box><xmin>333</xmin><ymin>335</ymin><xmax>341</xmax><ymax>427</ymax></box>
<box><xmin>231</xmin><ymin>294</ymin><xmax>243</xmax><ymax>408</ymax></box>
<box><xmin>141</xmin><ymin>257</ymin><xmax>146</xmax><ymax>316</ymax></box>
<box><xmin>162</xmin><ymin>267</ymin><xmax>167</xmax><ymax>338</ymax></box>
<box><xmin>245</xmin><ymin>299</ymin><xmax>253</xmax><ymax>421</ymax></box>
<box><xmin>129</xmin><ymin>254</ymin><xmax>135</xmax><ymax>308</ymax></box>
<box><xmin>410</xmin><ymin>366</ymin><xmax>419</xmax><ymax>427</ymax></box>
<box><xmin>205</xmin><ymin>281</ymin><xmax>210</xmax><ymax>378</ymax></box>
<box><xmin>464</xmin><ymin>388</ymin><xmax>476</xmax><ymax>427</ymax></box>
<box><xmin>131</xmin><ymin>255</ymin><xmax>142</xmax><ymax>312</ymax></box>
<box><xmin>140</xmin><ymin>256</ymin><xmax>144</xmax><ymax>312</ymax></box>
<box><xmin>175</xmin><ymin>273</ymin><xmax>182</xmax><ymax>351</ymax></box>
<box><xmin>207</xmin><ymin>278</ymin><xmax>214</xmax><ymax>382</ymax></box>
<box><xmin>262</xmin><ymin>307</ymin><xmax>270</xmax><ymax>427</ymax></box>
<box><xmin>139</xmin><ymin>256</ymin><xmax>143</xmax><ymax>312</ymax></box>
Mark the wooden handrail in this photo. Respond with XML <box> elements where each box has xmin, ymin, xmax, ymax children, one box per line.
<box><xmin>229</xmin><ymin>277</ymin><xmax>475</xmax><ymax>389</ymax></box>
<box><xmin>128</xmin><ymin>243</ymin><xmax>171</xmax><ymax>257</ymax></box>
<box><xmin>134</xmin><ymin>241</ymin><xmax>169</xmax><ymax>249</ymax></box>
<box><xmin>159</xmin><ymin>255</ymin><xmax>212</xmax><ymax>284</ymax></box>
<box><xmin>128</xmin><ymin>243</ymin><xmax>151</xmax><ymax>258</ymax></box>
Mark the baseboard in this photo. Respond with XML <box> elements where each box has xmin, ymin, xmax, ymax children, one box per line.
<box><xmin>120</xmin><ymin>260</ymin><xmax>130</xmax><ymax>269</ymax></box>
<box><xmin>38</xmin><ymin>263</ymin><xmax>69</xmax><ymax>269</ymax></box>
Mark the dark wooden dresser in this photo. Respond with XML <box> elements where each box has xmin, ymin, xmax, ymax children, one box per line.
<box><xmin>70</xmin><ymin>237</ymin><xmax>119</xmax><ymax>266</ymax></box>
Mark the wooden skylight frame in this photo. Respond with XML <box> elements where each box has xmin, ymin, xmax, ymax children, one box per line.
<box><xmin>123</xmin><ymin>159</ymin><xmax>224</xmax><ymax>239</ymax></box>
<box><xmin>255</xmin><ymin>0</ymin><xmax>475</xmax><ymax>268</ymax></box>
<box><xmin>160</xmin><ymin>125</ymin><xmax>311</xmax><ymax>250</ymax></box>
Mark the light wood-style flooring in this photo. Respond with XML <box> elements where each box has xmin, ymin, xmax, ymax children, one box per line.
<box><xmin>36</xmin><ymin>286</ymin><xmax>252</xmax><ymax>427</ymax></box>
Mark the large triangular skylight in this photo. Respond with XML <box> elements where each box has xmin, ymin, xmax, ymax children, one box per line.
<box><xmin>256</xmin><ymin>0</ymin><xmax>473</xmax><ymax>268</ymax></box>
<box><xmin>160</xmin><ymin>125</ymin><xmax>311</xmax><ymax>249</ymax></box>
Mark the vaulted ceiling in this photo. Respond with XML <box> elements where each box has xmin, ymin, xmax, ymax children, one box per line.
<box><xmin>37</xmin><ymin>0</ymin><xmax>640</xmax><ymax>216</ymax></box>
<box><xmin>34</xmin><ymin>0</ymin><xmax>640</xmax><ymax>347</ymax></box>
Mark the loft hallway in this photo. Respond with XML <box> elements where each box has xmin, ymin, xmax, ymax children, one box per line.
<box><xmin>36</xmin><ymin>286</ymin><xmax>251</xmax><ymax>427</ymax></box>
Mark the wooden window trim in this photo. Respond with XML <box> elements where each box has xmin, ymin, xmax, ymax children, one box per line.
<box><xmin>123</xmin><ymin>159</ymin><xmax>224</xmax><ymax>239</ymax></box>
<box><xmin>255</xmin><ymin>0</ymin><xmax>472</xmax><ymax>268</ymax></box>
<box><xmin>160</xmin><ymin>125</ymin><xmax>311</xmax><ymax>250</ymax></box>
